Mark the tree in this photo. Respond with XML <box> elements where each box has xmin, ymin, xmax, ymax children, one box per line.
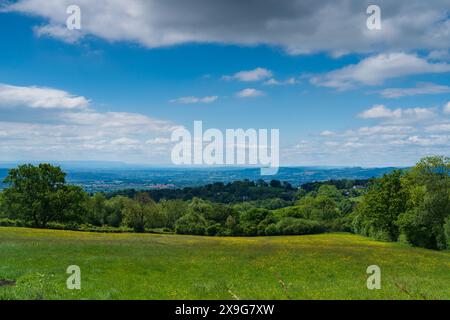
<box><xmin>86</xmin><ymin>193</ymin><xmax>108</xmax><ymax>226</ymax></box>
<box><xmin>135</xmin><ymin>192</ymin><xmax>166</xmax><ymax>228</ymax></box>
<box><xmin>269</xmin><ymin>180</ymin><xmax>282</xmax><ymax>188</ymax></box>
<box><xmin>175</xmin><ymin>212</ymin><xmax>207</xmax><ymax>235</ymax></box>
<box><xmin>187</xmin><ymin>198</ymin><xmax>214</xmax><ymax>218</ymax></box>
<box><xmin>312</xmin><ymin>195</ymin><xmax>339</xmax><ymax>221</ymax></box>
<box><xmin>317</xmin><ymin>185</ymin><xmax>343</xmax><ymax>202</ymax></box>
<box><xmin>159</xmin><ymin>199</ymin><xmax>188</xmax><ymax>229</ymax></box>
<box><xmin>104</xmin><ymin>196</ymin><xmax>128</xmax><ymax>227</ymax></box>
<box><xmin>122</xmin><ymin>193</ymin><xmax>165</xmax><ymax>232</ymax></box>
<box><xmin>122</xmin><ymin>199</ymin><xmax>149</xmax><ymax>232</ymax></box>
<box><xmin>239</xmin><ymin>208</ymin><xmax>271</xmax><ymax>236</ymax></box>
<box><xmin>225</xmin><ymin>215</ymin><xmax>239</xmax><ymax>235</ymax></box>
<box><xmin>2</xmin><ymin>164</ymin><xmax>87</xmax><ymax>226</ymax></box>
<box><xmin>353</xmin><ymin>170</ymin><xmax>408</xmax><ymax>241</ymax></box>
<box><xmin>0</xmin><ymin>192</ymin><xmax>7</xmax><ymax>218</ymax></box>
<box><xmin>398</xmin><ymin>156</ymin><xmax>450</xmax><ymax>249</ymax></box>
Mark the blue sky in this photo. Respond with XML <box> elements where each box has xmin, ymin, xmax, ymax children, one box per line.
<box><xmin>0</xmin><ymin>0</ymin><xmax>449</xmax><ymax>167</ymax></box>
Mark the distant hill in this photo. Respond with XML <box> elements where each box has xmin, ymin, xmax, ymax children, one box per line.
<box><xmin>0</xmin><ymin>164</ymin><xmax>401</xmax><ymax>192</ymax></box>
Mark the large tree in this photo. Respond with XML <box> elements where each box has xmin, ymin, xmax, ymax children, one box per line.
<box><xmin>353</xmin><ymin>170</ymin><xmax>408</xmax><ymax>241</ymax></box>
<box><xmin>398</xmin><ymin>156</ymin><xmax>450</xmax><ymax>249</ymax></box>
<box><xmin>2</xmin><ymin>164</ymin><xmax>87</xmax><ymax>226</ymax></box>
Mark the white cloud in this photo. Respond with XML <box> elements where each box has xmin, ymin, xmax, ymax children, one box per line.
<box><xmin>358</xmin><ymin>105</ymin><xmax>395</xmax><ymax>119</ymax></box>
<box><xmin>319</xmin><ymin>130</ymin><xmax>336</xmax><ymax>137</ymax></box>
<box><xmin>34</xmin><ymin>24</ymin><xmax>81</xmax><ymax>43</ymax></box>
<box><xmin>444</xmin><ymin>102</ymin><xmax>450</xmax><ymax>114</ymax></box>
<box><xmin>111</xmin><ymin>137</ymin><xmax>140</xmax><ymax>145</ymax></box>
<box><xmin>311</xmin><ymin>53</ymin><xmax>450</xmax><ymax>90</ymax></box>
<box><xmin>5</xmin><ymin>0</ymin><xmax>450</xmax><ymax>55</ymax></box>
<box><xmin>145</xmin><ymin>137</ymin><xmax>171</xmax><ymax>145</ymax></box>
<box><xmin>354</xmin><ymin>125</ymin><xmax>415</xmax><ymax>136</ymax></box>
<box><xmin>0</xmin><ymin>83</ymin><xmax>180</xmax><ymax>163</ymax></box>
<box><xmin>170</xmin><ymin>96</ymin><xmax>218</xmax><ymax>104</ymax></box>
<box><xmin>290</xmin><ymin>104</ymin><xmax>450</xmax><ymax>166</ymax></box>
<box><xmin>378</xmin><ymin>82</ymin><xmax>450</xmax><ymax>98</ymax></box>
<box><xmin>425</xmin><ymin>123</ymin><xmax>450</xmax><ymax>132</ymax></box>
<box><xmin>264</xmin><ymin>77</ymin><xmax>297</xmax><ymax>86</ymax></box>
<box><xmin>0</xmin><ymin>84</ymin><xmax>89</xmax><ymax>109</ymax></box>
<box><xmin>223</xmin><ymin>68</ymin><xmax>272</xmax><ymax>82</ymax></box>
<box><xmin>428</xmin><ymin>50</ymin><xmax>450</xmax><ymax>61</ymax></box>
<box><xmin>235</xmin><ymin>88</ymin><xmax>265</xmax><ymax>98</ymax></box>
<box><xmin>358</xmin><ymin>104</ymin><xmax>436</xmax><ymax>123</ymax></box>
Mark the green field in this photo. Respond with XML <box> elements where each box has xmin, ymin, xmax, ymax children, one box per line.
<box><xmin>0</xmin><ymin>227</ymin><xmax>449</xmax><ymax>300</ymax></box>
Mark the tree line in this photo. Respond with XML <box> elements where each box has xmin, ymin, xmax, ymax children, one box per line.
<box><xmin>0</xmin><ymin>156</ymin><xmax>448</xmax><ymax>250</ymax></box>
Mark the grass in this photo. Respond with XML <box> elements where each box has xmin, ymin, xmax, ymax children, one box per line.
<box><xmin>0</xmin><ymin>227</ymin><xmax>449</xmax><ymax>300</ymax></box>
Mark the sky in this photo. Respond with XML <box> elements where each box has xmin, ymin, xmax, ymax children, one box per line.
<box><xmin>0</xmin><ymin>0</ymin><xmax>449</xmax><ymax>167</ymax></box>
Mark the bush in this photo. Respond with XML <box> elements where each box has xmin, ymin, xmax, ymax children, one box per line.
<box><xmin>264</xmin><ymin>223</ymin><xmax>278</xmax><ymax>236</ymax></box>
<box><xmin>206</xmin><ymin>223</ymin><xmax>222</xmax><ymax>236</ymax></box>
<box><xmin>269</xmin><ymin>217</ymin><xmax>327</xmax><ymax>236</ymax></box>
<box><xmin>0</xmin><ymin>218</ymin><xmax>31</xmax><ymax>227</ymax></box>
<box><xmin>272</xmin><ymin>206</ymin><xmax>307</xmax><ymax>219</ymax></box>
<box><xmin>444</xmin><ymin>217</ymin><xmax>450</xmax><ymax>247</ymax></box>
<box><xmin>175</xmin><ymin>213</ymin><xmax>207</xmax><ymax>235</ymax></box>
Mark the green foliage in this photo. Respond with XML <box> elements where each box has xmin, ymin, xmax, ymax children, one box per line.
<box><xmin>86</xmin><ymin>193</ymin><xmax>108</xmax><ymax>226</ymax></box>
<box><xmin>353</xmin><ymin>156</ymin><xmax>450</xmax><ymax>250</ymax></box>
<box><xmin>1</xmin><ymin>156</ymin><xmax>447</xmax><ymax>249</ymax></box>
<box><xmin>398</xmin><ymin>156</ymin><xmax>450</xmax><ymax>249</ymax></box>
<box><xmin>238</xmin><ymin>208</ymin><xmax>272</xmax><ymax>236</ymax></box>
<box><xmin>353</xmin><ymin>170</ymin><xmax>407</xmax><ymax>241</ymax></box>
<box><xmin>109</xmin><ymin>179</ymin><xmax>297</xmax><ymax>203</ymax></box>
<box><xmin>2</xmin><ymin>164</ymin><xmax>88</xmax><ymax>227</ymax></box>
<box><xmin>317</xmin><ymin>185</ymin><xmax>343</xmax><ymax>202</ymax></box>
<box><xmin>104</xmin><ymin>196</ymin><xmax>128</xmax><ymax>227</ymax></box>
<box><xmin>266</xmin><ymin>218</ymin><xmax>326</xmax><ymax>236</ymax></box>
<box><xmin>122</xmin><ymin>193</ymin><xmax>165</xmax><ymax>232</ymax></box>
<box><xmin>272</xmin><ymin>205</ymin><xmax>308</xmax><ymax>219</ymax></box>
<box><xmin>159</xmin><ymin>199</ymin><xmax>188</xmax><ymax>229</ymax></box>
<box><xmin>175</xmin><ymin>212</ymin><xmax>207</xmax><ymax>235</ymax></box>
<box><xmin>444</xmin><ymin>217</ymin><xmax>450</xmax><ymax>247</ymax></box>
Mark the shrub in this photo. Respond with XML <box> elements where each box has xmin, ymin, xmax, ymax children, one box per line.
<box><xmin>444</xmin><ymin>217</ymin><xmax>450</xmax><ymax>247</ymax></box>
<box><xmin>175</xmin><ymin>213</ymin><xmax>207</xmax><ymax>235</ymax></box>
<box><xmin>271</xmin><ymin>218</ymin><xmax>327</xmax><ymax>236</ymax></box>
<box><xmin>272</xmin><ymin>206</ymin><xmax>308</xmax><ymax>219</ymax></box>
<box><xmin>0</xmin><ymin>218</ymin><xmax>31</xmax><ymax>227</ymax></box>
<box><xmin>206</xmin><ymin>223</ymin><xmax>222</xmax><ymax>236</ymax></box>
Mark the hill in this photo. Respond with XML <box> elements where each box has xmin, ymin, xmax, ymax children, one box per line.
<box><xmin>0</xmin><ymin>227</ymin><xmax>448</xmax><ymax>300</ymax></box>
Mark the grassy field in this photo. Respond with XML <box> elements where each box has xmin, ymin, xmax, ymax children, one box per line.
<box><xmin>0</xmin><ymin>227</ymin><xmax>449</xmax><ymax>300</ymax></box>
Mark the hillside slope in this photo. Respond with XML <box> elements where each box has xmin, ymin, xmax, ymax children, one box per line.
<box><xmin>0</xmin><ymin>227</ymin><xmax>449</xmax><ymax>300</ymax></box>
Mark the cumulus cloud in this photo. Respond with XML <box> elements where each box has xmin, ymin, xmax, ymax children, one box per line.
<box><xmin>310</xmin><ymin>53</ymin><xmax>450</xmax><ymax>90</ymax></box>
<box><xmin>378</xmin><ymin>82</ymin><xmax>450</xmax><ymax>98</ymax></box>
<box><xmin>358</xmin><ymin>105</ymin><xmax>436</xmax><ymax>123</ymax></box>
<box><xmin>319</xmin><ymin>130</ymin><xmax>336</xmax><ymax>137</ymax></box>
<box><xmin>425</xmin><ymin>123</ymin><xmax>450</xmax><ymax>132</ymax></box>
<box><xmin>264</xmin><ymin>77</ymin><xmax>297</xmax><ymax>86</ymax></box>
<box><xmin>6</xmin><ymin>0</ymin><xmax>450</xmax><ymax>55</ymax></box>
<box><xmin>170</xmin><ymin>96</ymin><xmax>218</xmax><ymax>104</ymax></box>
<box><xmin>0</xmin><ymin>84</ymin><xmax>89</xmax><ymax>109</ymax></box>
<box><xmin>223</xmin><ymin>68</ymin><xmax>272</xmax><ymax>82</ymax></box>
<box><xmin>0</xmin><ymin>83</ymin><xmax>180</xmax><ymax>163</ymax></box>
<box><xmin>444</xmin><ymin>102</ymin><xmax>450</xmax><ymax>114</ymax></box>
<box><xmin>285</xmin><ymin>106</ymin><xmax>449</xmax><ymax>166</ymax></box>
<box><xmin>145</xmin><ymin>137</ymin><xmax>171</xmax><ymax>145</ymax></box>
<box><xmin>235</xmin><ymin>88</ymin><xmax>265</xmax><ymax>98</ymax></box>
<box><xmin>428</xmin><ymin>50</ymin><xmax>450</xmax><ymax>61</ymax></box>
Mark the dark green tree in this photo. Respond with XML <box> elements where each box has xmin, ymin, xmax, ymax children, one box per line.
<box><xmin>353</xmin><ymin>170</ymin><xmax>408</xmax><ymax>241</ymax></box>
<box><xmin>398</xmin><ymin>156</ymin><xmax>450</xmax><ymax>249</ymax></box>
<box><xmin>2</xmin><ymin>164</ymin><xmax>87</xmax><ymax>227</ymax></box>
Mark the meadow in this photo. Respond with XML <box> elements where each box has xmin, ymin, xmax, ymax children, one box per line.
<box><xmin>0</xmin><ymin>227</ymin><xmax>449</xmax><ymax>300</ymax></box>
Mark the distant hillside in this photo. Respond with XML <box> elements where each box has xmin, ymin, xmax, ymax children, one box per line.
<box><xmin>0</xmin><ymin>165</ymin><xmax>400</xmax><ymax>192</ymax></box>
